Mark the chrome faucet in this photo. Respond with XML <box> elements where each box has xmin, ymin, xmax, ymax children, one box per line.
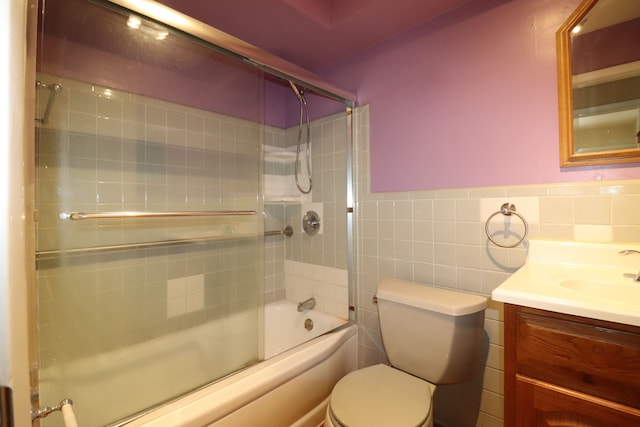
<box><xmin>297</xmin><ymin>297</ymin><xmax>316</xmax><ymax>312</ymax></box>
<box><xmin>618</xmin><ymin>249</ymin><xmax>640</xmax><ymax>282</ymax></box>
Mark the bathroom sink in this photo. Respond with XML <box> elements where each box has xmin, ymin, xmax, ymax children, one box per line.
<box><xmin>559</xmin><ymin>278</ymin><xmax>640</xmax><ymax>303</ymax></box>
<box><xmin>492</xmin><ymin>240</ymin><xmax>640</xmax><ymax>327</ymax></box>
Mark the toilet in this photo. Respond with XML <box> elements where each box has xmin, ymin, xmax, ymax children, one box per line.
<box><xmin>325</xmin><ymin>278</ymin><xmax>487</xmax><ymax>427</ymax></box>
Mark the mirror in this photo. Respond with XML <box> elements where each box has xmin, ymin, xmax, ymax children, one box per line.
<box><xmin>558</xmin><ymin>0</ymin><xmax>640</xmax><ymax>167</ymax></box>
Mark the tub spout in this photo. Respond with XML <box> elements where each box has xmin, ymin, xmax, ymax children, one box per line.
<box><xmin>297</xmin><ymin>297</ymin><xmax>316</xmax><ymax>312</ymax></box>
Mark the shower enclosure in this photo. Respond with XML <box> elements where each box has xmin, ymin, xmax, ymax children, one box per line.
<box><xmin>31</xmin><ymin>0</ymin><xmax>355</xmax><ymax>425</ymax></box>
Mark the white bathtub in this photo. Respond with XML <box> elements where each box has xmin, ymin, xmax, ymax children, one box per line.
<box><xmin>40</xmin><ymin>301</ymin><xmax>355</xmax><ymax>426</ymax></box>
<box><xmin>128</xmin><ymin>301</ymin><xmax>356</xmax><ymax>427</ymax></box>
<box><xmin>264</xmin><ymin>301</ymin><xmax>349</xmax><ymax>358</ymax></box>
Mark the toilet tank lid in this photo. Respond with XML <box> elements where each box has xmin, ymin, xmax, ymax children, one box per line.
<box><xmin>377</xmin><ymin>278</ymin><xmax>487</xmax><ymax>316</ymax></box>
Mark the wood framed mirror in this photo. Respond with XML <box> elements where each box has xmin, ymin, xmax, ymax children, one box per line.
<box><xmin>558</xmin><ymin>0</ymin><xmax>640</xmax><ymax>167</ymax></box>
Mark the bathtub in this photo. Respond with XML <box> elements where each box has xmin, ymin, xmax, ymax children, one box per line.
<box><xmin>128</xmin><ymin>301</ymin><xmax>356</xmax><ymax>427</ymax></box>
<box><xmin>40</xmin><ymin>301</ymin><xmax>356</xmax><ymax>426</ymax></box>
<box><xmin>264</xmin><ymin>301</ymin><xmax>349</xmax><ymax>358</ymax></box>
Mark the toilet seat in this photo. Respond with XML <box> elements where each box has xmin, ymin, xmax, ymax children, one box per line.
<box><xmin>328</xmin><ymin>364</ymin><xmax>433</xmax><ymax>427</ymax></box>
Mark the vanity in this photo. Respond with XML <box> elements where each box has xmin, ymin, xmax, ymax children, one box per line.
<box><xmin>493</xmin><ymin>240</ymin><xmax>640</xmax><ymax>426</ymax></box>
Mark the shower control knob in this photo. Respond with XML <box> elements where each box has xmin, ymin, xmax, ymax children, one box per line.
<box><xmin>302</xmin><ymin>210</ymin><xmax>321</xmax><ymax>236</ymax></box>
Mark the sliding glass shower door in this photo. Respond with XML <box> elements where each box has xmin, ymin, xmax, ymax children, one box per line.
<box><xmin>35</xmin><ymin>0</ymin><xmax>265</xmax><ymax>424</ymax></box>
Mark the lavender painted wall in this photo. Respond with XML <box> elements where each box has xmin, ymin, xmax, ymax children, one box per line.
<box><xmin>321</xmin><ymin>0</ymin><xmax>640</xmax><ymax>192</ymax></box>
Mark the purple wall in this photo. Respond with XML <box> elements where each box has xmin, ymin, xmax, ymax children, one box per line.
<box><xmin>320</xmin><ymin>0</ymin><xmax>640</xmax><ymax>192</ymax></box>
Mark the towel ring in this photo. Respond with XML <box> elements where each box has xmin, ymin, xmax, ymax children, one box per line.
<box><xmin>485</xmin><ymin>203</ymin><xmax>528</xmax><ymax>248</ymax></box>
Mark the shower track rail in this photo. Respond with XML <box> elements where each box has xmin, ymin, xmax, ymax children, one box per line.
<box><xmin>59</xmin><ymin>210</ymin><xmax>256</xmax><ymax>220</ymax></box>
<box><xmin>35</xmin><ymin>80</ymin><xmax>62</xmax><ymax>125</ymax></box>
<box><xmin>35</xmin><ymin>226</ymin><xmax>294</xmax><ymax>258</ymax></box>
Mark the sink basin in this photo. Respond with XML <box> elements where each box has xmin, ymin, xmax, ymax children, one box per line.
<box><xmin>559</xmin><ymin>279</ymin><xmax>640</xmax><ymax>303</ymax></box>
<box><xmin>492</xmin><ymin>240</ymin><xmax>640</xmax><ymax>327</ymax></box>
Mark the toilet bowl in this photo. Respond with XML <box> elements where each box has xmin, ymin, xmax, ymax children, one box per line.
<box><xmin>325</xmin><ymin>364</ymin><xmax>435</xmax><ymax>427</ymax></box>
<box><xmin>325</xmin><ymin>278</ymin><xmax>487</xmax><ymax>427</ymax></box>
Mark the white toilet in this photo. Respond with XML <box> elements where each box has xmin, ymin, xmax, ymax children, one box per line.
<box><xmin>325</xmin><ymin>278</ymin><xmax>487</xmax><ymax>427</ymax></box>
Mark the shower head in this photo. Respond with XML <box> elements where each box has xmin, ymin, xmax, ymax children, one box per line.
<box><xmin>289</xmin><ymin>79</ymin><xmax>312</xmax><ymax>194</ymax></box>
<box><xmin>289</xmin><ymin>80</ymin><xmax>303</xmax><ymax>101</ymax></box>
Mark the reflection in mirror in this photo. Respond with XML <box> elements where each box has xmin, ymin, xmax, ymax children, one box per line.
<box><xmin>557</xmin><ymin>0</ymin><xmax>640</xmax><ymax>167</ymax></box>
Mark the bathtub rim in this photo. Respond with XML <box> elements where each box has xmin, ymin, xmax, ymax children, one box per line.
<box><xmin>119</xmin><ymin>321</ymin><xmax>356</xmax><ymax>426</ymax></box>
<box><xmin>264</xmin><ymin>300</ymin><xmax>349</xmax><ymax>358</ymax></box>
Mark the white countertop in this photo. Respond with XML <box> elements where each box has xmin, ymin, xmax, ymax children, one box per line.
<box><xmin>491</xmin><ymin>240</ymin><xmax>640</xmax><ymax>327</ymax></box>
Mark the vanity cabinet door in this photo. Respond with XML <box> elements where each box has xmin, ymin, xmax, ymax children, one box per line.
<box><xmin>514</xmin><ymin>375</ymin><xmax>640</xmax><ymax>427</ymax></box>
<box><xmin>504</xmin><ymin>304</ymin><xmax>640</xmax><ymax>427</ymax></box>
<box><xmin>515</xmin><ymin>308</ymin><xmax>640</xmax><ymax>408</ymax></box>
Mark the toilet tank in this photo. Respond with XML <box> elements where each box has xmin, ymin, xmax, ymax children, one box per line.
<box><xmin>376</xmin><ymin>278</ymin><xmax>487</xmax><ymax>385</ymax></box>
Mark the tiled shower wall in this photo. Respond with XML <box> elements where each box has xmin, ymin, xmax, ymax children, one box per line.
<box><xmin>353</xmin><ymin>105</ymin><xmax>640</xmax><ymax>427</ymax></box>
<box><xmin>264</xmin><ymin>110</ymin><xmax>351</xmax><ymax>319</ymax></box>
<box><xmin>36</xmin><ymin>74</ymin><xmax>265</xmax><ymax>366</ymax></box>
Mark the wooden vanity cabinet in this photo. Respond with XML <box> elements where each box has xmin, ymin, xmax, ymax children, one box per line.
<box><xmin>504</xmin><ymin>304</ymin><xmax>640</xmax><ymax>427</ymax></box>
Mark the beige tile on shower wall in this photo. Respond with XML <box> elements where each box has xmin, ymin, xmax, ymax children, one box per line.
<box><xmin>69</xmin><ymin>111</ymin><xmax>97</xmax><ymax>135</ymax></box>
<box><xmin>547</xmin><ymin>181</ymin><xmax>602</xmax><ymax>196</ymax></box>
<box><xmin>539</xmin><ymin>197</ymin><xmax>573</xmax><ymax>223</ymax></box>
<box><xmin>434</xmin><ymin>220</ymin><xmax>456</xmax><ymax>243</ymax></box>
<box><xmin>205</xmin><ymin>118</ymin><xmax>223</xmax><ymax>139</ymax></box>
<box><xmin>455</xmin><ymin>198</ymin><xmax>480</xmax><ymax>222</ymax></box>
<box><xmin>573</xmin><ymin>224</ymin><xmax>613</xmax><ymax>242</ymax></box>
<box><xmin>573</xmin><ymin>196</ymin><xmax>611</xmax><ymax>225</ymax></box>
<box><xmin>412</xmin><ymin>199</ymin><xmax>433</xmax><ymax>220</ymax></box>
<box><xmin>377</xmin><ymin>219</ymin><xmax>395</xmax><ymax>240</ymax></box>
<box><xmin>69</xmin><ymin>86</ymin><xmax>97</xmax><ymax>114</ymax></box>
<box><xmin>413</xmin><ymin>241</ymin><xmax>434</xmax><ymax>263</ymax></box>
<box><xmin>123</xmin><ymin>120</ymin><xmax>146</xmax><ymax>141</ymax></box>
<box><xmin>97</xmin><ymin>96</ymin><xmax>123</xmax><ymax>120</ymax></box>
<box><xmin>480</xmin><ymin>389</ymin><xmax>505</xmax><ymax>425</ymax></box>
<box><xmin>394</xmin><ymin>239</ymin><xmax>414</xmax><ymax>261</ymax></box>
<box><xmin>145</xmin><ymin>104</ymin><xmax>167</xmax><ymax>127</ymax></box>
<box><xmin>456</xmin><ymin>244</ymin><xmax>483</xmax><ymax>270</ymax></box>
<box><xmin>483</xmin><ymin>365</ymin><xmax>505</xmax><ymax>398</ymax></box>
<box><xmin>394</xmin><ymin>200</ymin><xmax>413</xmax><ymax>221</ymax></box>
<box><xmin>186</xmin><ymin>130</ymin><xmax>205</xmax><ymax>150</ymax></box>
<box><xmin>434</xmin><ymin>198</ymin><xmax>456</xmax><ymax>221</ymax></box>
<box><xmin>359</xmin><ymin>201</ymin><xmax>379</xmax><ymax>221</ymax></box>
<box><xmin>612</xmin><ymin>226</ymin><xmax>640</xmax><ymax>242</ymax></box>
<box><xmin>434</xmin><ymin>242</ymin><xmax>456</xmax><ymax>266</ymax></box>
<box><xmin>434</xmin><ymin>264</ymin><xmax>456</xmax><ymax>288</ymax></box>
<box><xmin>377</xmin><ymin>200</ymin><xmax>395</xmax><ymax>220</ymax></box>
<box><xmin>166</xmin><ymin>109</ymin><xmax>186</xmax><ymax>130</ymax></box>
<box><xmin>456</xmin><ymin>221</ymin><xmax>483</xmax><ymax>245</ymax></box>
<box><xmin>612</xmin><ymin>194</ymin><xmax>640</xmax><ymax>225</ymax></box>
<box><xmin>539</xmin><ymin>223</ymin><xmax>574</xmax><ymax>240</ymax></box>
<box><xmin>413</xmin><ymin>261</ymin><xmax>434</xmax><ymax>284</ymax></box>
<box><xmin>360</xmin><ymin>219</ymin><xmax>378</xmax><ymax>239</ymax></box>
<box><xmin>602</xmin><ymin>180</ymin><xmax>640</xmax><ymax>195</ymax></box>
<box><xmin>186</xmin><ymin>113</ymin><xmax>204</xmax><ymax>133</ymax></box>
<box><xmin>456</xmin><ymin>267</ymin><xmax>482</xmax><ymax>293</ymax></box>
<box><xmin>413</xmin><ymin>220</ymin><xmax>433</xmax><ymax>242</ymax></box>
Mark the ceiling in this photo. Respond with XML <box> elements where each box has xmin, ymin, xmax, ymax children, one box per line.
<box><xmin>155</xmin><ymin>0</ymin><xmax>473</xmax><ymax>70</ymax></box>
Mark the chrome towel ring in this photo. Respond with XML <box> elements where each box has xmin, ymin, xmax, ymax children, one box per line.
<box><xmin>485</xmin><ymin>203</ymin><xmax>528</xmax><ymax>248</ymax></box>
